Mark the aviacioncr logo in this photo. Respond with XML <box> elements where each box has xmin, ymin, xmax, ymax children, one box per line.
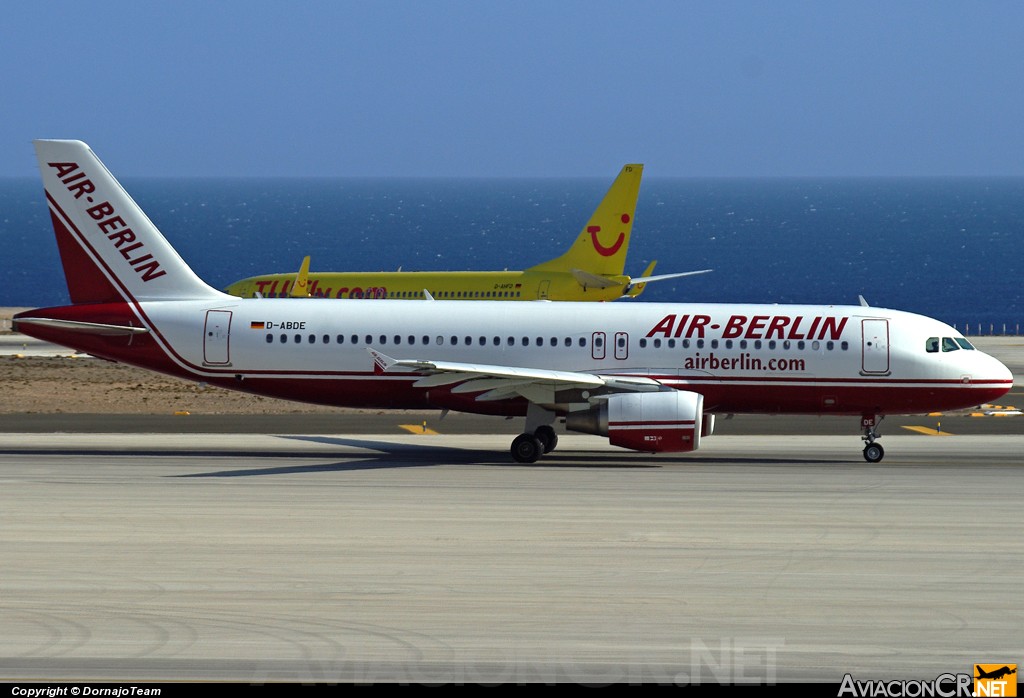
<box><xmin>587</xmin><ymin>214</ymin><xmax>630</xmax><ymax>256</ymax></box>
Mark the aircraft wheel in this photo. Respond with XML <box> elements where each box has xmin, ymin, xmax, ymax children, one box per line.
<box><xmin>511</xmin><ymin>433</ymin><xmax>544</xmax><ymax>463</ymax></box>
<box><xmin>535</xmin><ymin>425</ymin><xmax>558</xmax><ymax>454</ymax></box>
<box><xmin>863</xmin><ymin>443</ymin><xmax>885</xmax><ymax>463</ymax></box>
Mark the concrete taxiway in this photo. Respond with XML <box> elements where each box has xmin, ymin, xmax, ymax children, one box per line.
<box><xmin>1</xmin><ymin>332</ymin><xmax>1021</xmax><ymax>683</ymax></box>
<box><xmin>1</xmin><ymin>431</ymin><xmax>1021</xmax><ymax>684</ymax></box>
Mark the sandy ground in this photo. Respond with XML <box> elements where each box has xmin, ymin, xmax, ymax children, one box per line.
<box><xmin>0</xmin><ymin>354</ymin><xmax>346</xmax><ymax>415</ymax></box>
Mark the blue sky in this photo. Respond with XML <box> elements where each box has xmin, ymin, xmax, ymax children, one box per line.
<box><xmin>4</xmin><ymin>1</ymin><xmax>1024</xmax><ymax>177</ymax></box>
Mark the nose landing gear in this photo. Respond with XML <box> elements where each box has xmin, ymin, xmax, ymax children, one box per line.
<box><xmin>861</xmin><ymin>415</ymin><xmax>885</xmax><ymax>462</ymax></box>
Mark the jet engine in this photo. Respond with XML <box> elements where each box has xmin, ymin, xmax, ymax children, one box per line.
<box><xmin>565</xmin><ymin>390</ymin><xmax>705</xmax><ymax>453</ymax></box>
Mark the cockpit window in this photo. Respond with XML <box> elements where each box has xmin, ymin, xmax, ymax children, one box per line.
<box><xmin>954</xmin><ymin>338</ymin><xmax>975</xmax><ymax>350</ymax></box>
<box><xmin>941</xmin><ymin>337</ymin><xmax>960</xmax><ymax>352</ymax></box>
<box><xmin>926</xmin><ymin>337</ymin><xmax>939</xmax><ymax>353</ymax></box>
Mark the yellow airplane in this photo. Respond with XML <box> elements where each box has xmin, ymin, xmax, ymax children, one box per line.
<box><xmin>224</xmin><ymin>164</ymin><xmax>710</xmax><ymax>301</ymax></box>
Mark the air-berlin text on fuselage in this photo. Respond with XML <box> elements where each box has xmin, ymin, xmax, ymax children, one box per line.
<box><xmin>646</xmin><ymin>313</ymin><xmax>848</xmax><ymax>341</ymax></box>
<box><xmin>48</xmin><ymin>161</ymin><xmax>167</xmax><ymax>282</ymax></box>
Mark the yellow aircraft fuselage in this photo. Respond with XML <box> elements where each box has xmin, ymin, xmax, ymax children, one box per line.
<box><xmin>225</xmin><ymin>269</ymin><xmax>633</xmax><ymax>301</ymax></box>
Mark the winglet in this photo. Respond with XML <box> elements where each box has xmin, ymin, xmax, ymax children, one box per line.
<box><xmin>290</xmin><ymin>256</ymin><xmax>312</xmax><ymax>297</ymax></box>
<box><xmin>366</xmin><ymin>347</ymin><xmax>398</xmax><ymax>375</ymax></box>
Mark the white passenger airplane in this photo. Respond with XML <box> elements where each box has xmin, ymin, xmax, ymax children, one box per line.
<box><xmin>15</xmin><ymin>141</ymin><xmax>1014</xmax><ymax>463</ymax></box>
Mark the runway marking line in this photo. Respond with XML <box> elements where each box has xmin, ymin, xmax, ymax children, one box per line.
<box><xmin>901</xmin><ymin>426</ymin><xmax>954</xmax><ymax>436</ymax></box>
<box><xmin>399</xmin><ymin>424</ymin><xmax>439</xmax><ymax>435</ymax></box>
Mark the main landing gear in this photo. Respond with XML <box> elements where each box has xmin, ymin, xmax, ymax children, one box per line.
<box><xmin>510</xmin><ymin>406</ymin><xmax>559</xmax><ymax>463</ymax></box>
<box><xmin>861</xmin><ymin>414</ymin><xmax>885</xmax><ymax>463</ymax></box>
<box><xmin>510</xmin><ymin>425</ymin><xmax>558</xmax><ymax>463</ymax></box>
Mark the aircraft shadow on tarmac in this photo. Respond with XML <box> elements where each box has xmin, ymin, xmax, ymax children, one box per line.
<box><xmin>164</xmin><ymin>435</ymin><xmax>848</xmax><ymax>478</ymax></box>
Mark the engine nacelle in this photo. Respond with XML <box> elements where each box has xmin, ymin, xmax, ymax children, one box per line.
<box><xmin>565</xmin><ymin>391</ymin><xmax>705</xmax><ymax>453</ymax></box>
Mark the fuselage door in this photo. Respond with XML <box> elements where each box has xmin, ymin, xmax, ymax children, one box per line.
<box><xmin>538</xmin><ymin>280</ymin><xmax>551</xmax><ymax>299</ymax></box>
<box><xmin>204</xmin><ymin>309</ymin><xmax>232</xmax><ymax>365</ymax></box>
<box><xmin>614</xmin><ymin>331</ymin><xmax>629</xmax><ymax>360</ymax></box>
<box><xmin>861</xmin><ymin>318</ymin><xmax>889</xmax><ymax>374</ymax></box>
<box><xmin>591</xmin><ymin>331</ymin><xmax>606</xmax><ymax>360</ymax></box>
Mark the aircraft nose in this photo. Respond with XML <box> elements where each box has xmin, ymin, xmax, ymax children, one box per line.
<box><xmin>995</xmin><ymin>355</ymin><xmax>1014</xmax><ymax>383</ymax></box>
<box><xmin>980</xmin><ymin>351</ymin><xmax>1015</xmax><ymax>396</ymax></box>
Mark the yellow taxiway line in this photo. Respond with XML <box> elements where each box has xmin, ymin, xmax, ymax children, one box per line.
<box><xmin>901</xmin><ymin>426</ymin><xmax>954</xmax><ymax>436</ymax></box>
<box><xmin>399</xmin><ymin>423</ymin><xmax>439</xmax><ymax>435</ymax></box>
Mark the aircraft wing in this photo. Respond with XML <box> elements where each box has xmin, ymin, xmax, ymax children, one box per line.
<box><xmin>368</xmin><ymin>349</ymin><xmax>663</xmax><ymax>403</ymax></box>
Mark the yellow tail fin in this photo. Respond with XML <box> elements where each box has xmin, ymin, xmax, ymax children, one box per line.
<box><xmin>527</xmin><ymin>164</ymin><xmax>643</xmax><ymax>276</ymax></box>
<box><xmin>290</xmin><ymin>255</ymin><xmax>312</xmax><ymax>297</ymax></box>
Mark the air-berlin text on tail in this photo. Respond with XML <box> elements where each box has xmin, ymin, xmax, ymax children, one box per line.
<box><xmin>646</xmin><ymin>313</ymin><xmax>849</xmax><ymax>341</ymax></box>
<box><xmin>48</xmin><ymin>161</ymin><xmax>167</xmax><ymax>282</ymax></box>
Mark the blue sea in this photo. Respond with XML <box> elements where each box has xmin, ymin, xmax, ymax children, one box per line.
<box><xmin>1</xmin><ymin>177</ymin><xmax>1021</xmax><ymax>333</ymax></box>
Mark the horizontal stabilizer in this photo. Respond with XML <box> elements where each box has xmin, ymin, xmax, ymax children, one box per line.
<box><xmin>624</xmin><ymin>269</ymin><xmax>713</xmax><ymax>296</ymax></box>
<box><xmin>13</xmin><ymin>317</ymin><xmax>150</xmax><ymax>336</ymax></box>
<box><xmin>570</xmin><ymin>268</ymin><xmax>622</xmax><ymax>289</ymax></box>
<box><xmin>632</xmin><ymin>269</ymin><xmax>713</xmax><ymax>284</ymax></box>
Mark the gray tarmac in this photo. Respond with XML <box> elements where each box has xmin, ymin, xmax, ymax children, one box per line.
<box><xmin>1</xmin><ymin>333</ymin><xmax>1022</xmax><ymax>684</ymax></box>
<box><xmin>0</xmin><ymin>431</ymin><xmax>1021</xmax><ymax>684</ymax></box>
